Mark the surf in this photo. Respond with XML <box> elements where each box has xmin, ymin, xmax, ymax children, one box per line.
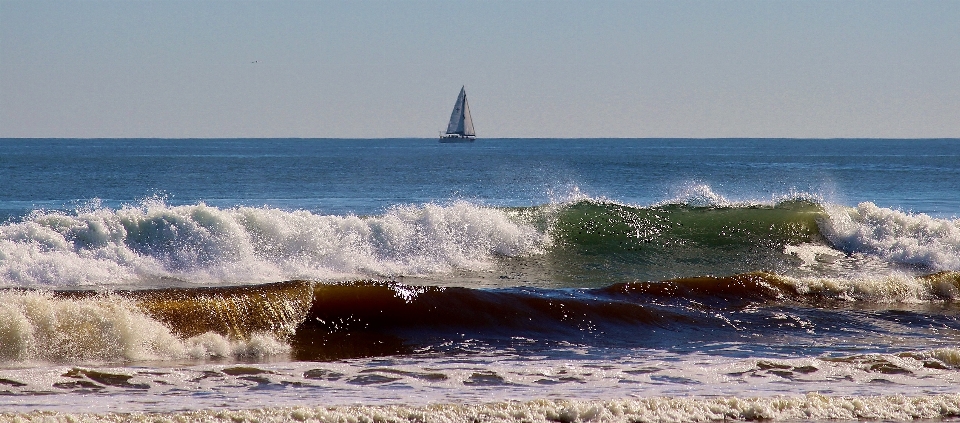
<box><xmin>7</xmin><ymin>394</ymin><xmax>955</xmax><ymax>422</ymax></box>
<box><xmin>3</xmin><ymin>270</ymin><xmax>958</xmax><ymax>364</ymax></box>
<box><xmin>2</xmin><ymin>193</ymin><xmax>958</xmax><ymax>291</ymax></box>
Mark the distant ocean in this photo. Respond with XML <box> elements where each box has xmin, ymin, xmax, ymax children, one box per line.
<box><xmin>1</xmin><ymin>138</ymin><xmax>959</xmax><ymax>422</ymax></box>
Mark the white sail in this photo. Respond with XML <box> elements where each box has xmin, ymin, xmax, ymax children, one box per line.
<box><xmin>443</xmin><ymin>86</ymin><xmax>475</xmax><ymax>139</ymax></box>
<box><xmin>461</xmin><ymin>92</ymin><xmax>475</xmax><ymax>136</ymax></box>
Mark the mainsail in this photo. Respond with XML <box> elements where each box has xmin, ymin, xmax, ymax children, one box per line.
<box><xmin>444</xmin><ymin>86</ymin><xmax>475</xmax><ymax>137</ymax></box>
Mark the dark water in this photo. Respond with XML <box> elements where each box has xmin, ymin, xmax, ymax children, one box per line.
<box><xmin>0</xmin><ymin>138</ymin><xmax>959</xmax><ymax>420</ymax></box>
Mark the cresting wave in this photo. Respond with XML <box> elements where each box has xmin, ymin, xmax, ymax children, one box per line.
<box><xmin>0</xmin><ymin>285</ymin><xmax>298</xmax><ymax>363</ymax></box>
<box><xmin>2</xmin><ymin>394</ymin><xmax>960</xmax><ymax>422</ymax></box>
<box><xmin>0</xmin><ymin>199</ymin><xmax>546</xmax><ymax>287</ymax></box>
<box><xmin>821</xmin><ymin>201</ymin><xmax>960</xmax><ymax>270</ymax></box>
<box><xmin>1</xmin><ymin>194</ymin><xmax>957</xmax><ymax>289</ymax></box>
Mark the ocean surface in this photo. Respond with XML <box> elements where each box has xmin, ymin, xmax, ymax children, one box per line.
<box><xmin>1</xmin><ymin>138</ymin><xmax>959</xmax><ymax>422</ymax></box>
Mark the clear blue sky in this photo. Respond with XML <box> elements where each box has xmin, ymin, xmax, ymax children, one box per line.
<box><xmin>1</xmin><ymin>0</ymin><xmax>958</xmax><ymax>138</ymax></box>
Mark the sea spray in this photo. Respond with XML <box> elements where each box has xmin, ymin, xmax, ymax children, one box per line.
<box><xmin>820</xmin><ymin>202</ymin><xmax>960</xmax><ymax>270</ymax></box>
<box><xmin>0</xmin><ymin>201</ymin><xmax>547</xmax><ymax>288</ymax></box>
<box><xmin>6</xmin><ymin>197</ymin><xmax>960</xmax><ymax>290</ymax></box>
<box><xmin>0</xmin><ymin>290</ymin><xmax>290</xmax><ymax>363</ymax></box>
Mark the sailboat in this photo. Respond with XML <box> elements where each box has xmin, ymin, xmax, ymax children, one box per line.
<box><xmin>439</xmin><ymin>86</ymin><xmax>476</xmax><ymax>142</ymax></box>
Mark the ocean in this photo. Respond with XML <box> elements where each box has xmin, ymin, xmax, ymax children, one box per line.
<box><xmin>0</xmin><ymin>138</ymin><xmax>958</xmax><ymax>422</ymax></box>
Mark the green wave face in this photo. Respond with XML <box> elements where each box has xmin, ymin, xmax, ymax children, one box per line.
<box><xmin>523</xmin><ymin>200</ymin><xmax>826</xmax><ymax>285</ymax></box>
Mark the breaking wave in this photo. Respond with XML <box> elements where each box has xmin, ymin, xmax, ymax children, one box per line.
<box><xmin>0</xmin><ymin>289</ymin><xmax>291</xmax><ymax>363</ymax></box>
<box><xmin>0</xmin><ymin>200</ymin><xmax>546</xmax><ymax>288</ymax></box>
<box><xmin>820</xmin><ymin>202</ymin><xmax>960</xmax><ymax>270</ymax></box>
<box><xmin>1</xmin><ymin>192</ymin><xmax>958</xmax><ymax>289</ymax></box>
<box><xmin>2</xmin><ymin>271</ymin><xmax>958</xmax><ymax>364</ymax></box>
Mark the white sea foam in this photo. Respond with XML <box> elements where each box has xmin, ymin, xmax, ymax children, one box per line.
<box><xmin>2</xmin><ymin>394</ymin><xmax>958</xmax><ymax>422</ymax></box>
<box><xmin>784</xmin><ymin>243</ymin><xmax>845</xmax><ymax>267</ymax></box>
<box><xmin>819</xmin><ymin>202</ymin><xmax>960</xmax><ymax>271</ymax></box>
<box><xmin>2</xmin><ymin>347</ymin><xmax>959</xmax><ymax>415</ymax></box>
<box><xmin>0</xmin><ymin>200</ymin><xmax>547</xmax><ymax>288</ymax></box>
<box><xmin>780</xmin><ymin>271</ymin><xmax>960</xmax><ymax>302</ymax></box>
<box><xmin>0</xmin><ymin>290</ymin><xmax>288</xmax><ymax>363</ymax></box>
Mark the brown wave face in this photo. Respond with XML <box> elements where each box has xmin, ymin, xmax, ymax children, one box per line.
<box><xmin>128</xmin><ymin>281</ymin><xmax>315</xmax><ymax>339</ymax></box>
<box><xmin>920</xmin><ymin>271</ymin><xmax>960</xmax><ymax>299</ymax></box>
<box><xmin>604</xmin><ymin>271</ymin><xmax>960</xmax><ymax>305</ymax></box>
<box><xmin>43</xmin><ymin>271</ymin><xmax>960</xmax><ymax>363</ymax></box>
<box><xmin>288</xmin><ymin>278</ymin><xmax>775</xmax><ymax>361</ymax></box>
<box><xmin>53</xmin><ymin>280</ymin><xmax>315</xmax><ymax>340</ymax></box>
<box><xmin>290</xmin><ymin>272</ymin><xmax>960</xmax><ymax>361</ymax></box>
<box><xmin>291</xmin><ymin>280</ymin><xmax>686</xmax><ymax>361</ymax></box>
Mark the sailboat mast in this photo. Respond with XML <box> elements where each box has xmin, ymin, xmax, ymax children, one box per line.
<box><xmin>461</xmin><ymin>90</ymin><xmax>475</xmax><ymax>137</ymax></box>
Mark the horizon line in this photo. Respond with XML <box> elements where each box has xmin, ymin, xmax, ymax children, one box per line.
<box><xmin>3</xmin><ymin>137</ymin><xmax>959</xmax><ymax>141</ymax></box>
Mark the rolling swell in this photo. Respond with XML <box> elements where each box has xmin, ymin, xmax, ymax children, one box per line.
<box><xmin>4</xmin><ymin>270</ymin><xmax>959</xmax><ymax>363</ymax></box>
<box><xmin>0</xmin><ymin>275</ymin><xmax>794</xmax><ymax>363</ymax></box>
<box><xmin>288</xmin><ymin>272</ymin><xmax>960</xmax><ymax>361</ymax></box>
<box><xmin>292</xmin><ymin>280</ymin><xmax>685</xmax><ymax>360</ymax></box>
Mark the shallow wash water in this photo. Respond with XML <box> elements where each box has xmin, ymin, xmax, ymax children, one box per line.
<box><xmin>0</xmin><ymin>138</ymin><xmax>958</xmax><ymax>422</ymax></box>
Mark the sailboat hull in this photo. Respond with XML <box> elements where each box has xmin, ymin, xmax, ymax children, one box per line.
<box><xmin>439</xmin><ymin>134</ymin><xmax>476</xmax><ymax>143</ymax></box>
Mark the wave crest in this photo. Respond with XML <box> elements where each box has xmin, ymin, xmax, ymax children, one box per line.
<box><xmin>820</xmin><ymin>202</ymin><xmax>960</xmax><ymax>270</ymax></box>
<box><xmin>0</xmin><ymin>290</ymin><xmax>288</xmax><ymax>363</ymax></box>
<box><xmin>0</xmin><ymin>201</ymin><xmax>547</xmax><ymax>287</ymax></box>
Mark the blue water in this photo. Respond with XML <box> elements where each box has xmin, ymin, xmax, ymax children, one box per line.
<box><xmin>3</xmin><ymin>138</ymin><xmax>958</xmax><ymax>220</ymax></box>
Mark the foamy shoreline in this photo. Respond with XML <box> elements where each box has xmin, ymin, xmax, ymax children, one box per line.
<box><xmin>3</xmin><ymin>394</ymin><xmax>960</xmax><ymax>422</ymax></box>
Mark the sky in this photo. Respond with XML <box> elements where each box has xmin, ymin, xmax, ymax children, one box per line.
<box><xmin>1</xmin><ymin>0</ymin><xmax>958</xmax><ymax>138</ymax></box>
